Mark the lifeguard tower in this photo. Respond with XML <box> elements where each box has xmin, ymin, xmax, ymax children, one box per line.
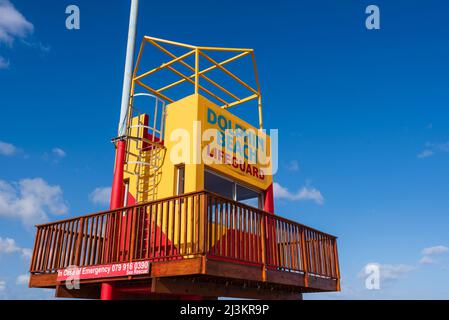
<box><xmin>28</xmin><ymin>4</ymin><xmax>340</xmax><ymax>300</ymax></box>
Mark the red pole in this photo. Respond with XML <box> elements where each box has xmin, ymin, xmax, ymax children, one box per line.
<box><xmin>263</xmin><ymin>183</ymin><xmax>275</xmax><ymax>213</ymax></box>
<box><xmin>263</xmin><ymin>183</ymin><xmax>275</xmax><ymax>267</ymax></box>
<box><xmin>109</xmin><ymin>140</ymin><xmax>126</xmax><ymax>210</ymax></box>
<box><xmin>101</xmin><ymin>139</ymin><xmax>126</xmax><ymax>300</ymax></box>
<box><xmin>101</xmin><ymin>282</ymin><xmax>115</xmax><ymax>300</ymax></box>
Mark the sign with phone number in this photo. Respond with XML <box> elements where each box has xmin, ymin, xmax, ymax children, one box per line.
<box><xmin>56</xmin><ymin>261</ymin><xmax>150</xmax><ymax>282</ymax></box>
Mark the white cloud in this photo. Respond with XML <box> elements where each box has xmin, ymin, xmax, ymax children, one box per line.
<box><xmin>435</xmin><ymin>142</ymin><xmax>449</xmax><ymax>153</ymax></box>
<box><xmin>21</xmin><ymin>247</ymin><xmax>32</xmax><ymax>259</ymax></box>
<box><xmin>359</xmin><ymin>263</ymin><xmax>414</xmax><ymax>283</ymax></box>
<box><xmin>418</xmin><ymin>142</ymin><xmax>449</xmax><ymax>159</ymax></box>
<box><xmin>377</xmin><ymin>264</ymin><xmax>414</xmax><ymax>281</ymax></box>
<box><xmin>0</xmin><ymin>237</ymin><xmax>31</xmax><ymax>259</ymax></box>
<box><xmin>0</xmin><ymin>0</ymin><xmax>33</xmax><ymax>45</ymax></box>
<box><xmin>22</xmin><ymin>39</ymin><xmax>50</xmax><ymax>53</ymax></box>
<box><xmin>286</xmin><ymin>160</ymin><xmax>300</xmax><ymax>172</ymax></box>
<box><xmin>0</xmin><ymin>178</ymin><xmax>68</xmax><ymax>226</ymax></box>
<box><xmin>419</xmin><ymin>256</ymin><xmax>436</xmax><ymax>265</ymax></box>
<box><xmin>89</xmin><ymin>187</ymin><xmax>111</xmax><ymax>206</ymax></box>
<box><xmin>52</xmin><ymin>148</ymin><xmax>66</xmax><ymax>158</ymax></box>
<box><xmin>0</xmin><ymin>140</ymin><xmax>19</xmax><ymax>156</ymax></box>
<box><xmin>418</xmin><ymin>246</ymin><xmax>448</xmax><ymax>265</ymax></box>
<box><xmin>42</xmin><ymin>148</ymin><xmax>67</xmax><ymax>162</ymax></box>
<box><xmin>417</xmin><ymin>150</ymin><xmax>434</xmax><ymax>159</ymax></box>
<box><xmin>273</xmin><ymin>182</ymin><xmax>324</xmax><ymax>205</ymax></box>
<box><xmin>421</xmin><ymin>245</ymin><xmax>449</xmax><ymax>256</ymax></box>
<box><xmin>0</xmin><ymin>56</ymin><xmax>9</xmax><ymax>69</ymax></box>
<box><xmin>0</xmin><ymin>1</ymin><xmax>48</xmax><ymax>70</ymax></box>
<box><xmin>16</xmin><ymin>274</ymin><xmax>29</xmax><ymax>285</ymax></box>
<box><xmin>0</xmin><ymin>280</ymin><xmax>5</xmax><ymax>291</ymax></box>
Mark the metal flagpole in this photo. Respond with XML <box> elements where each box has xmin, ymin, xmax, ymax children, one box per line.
<box><xmin>118</xmin><ymin>0</ymin><xmax>139</xmax><ymax>138</ymax></box>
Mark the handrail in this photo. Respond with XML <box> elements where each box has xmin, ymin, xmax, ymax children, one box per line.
<box><xmin>204</xmin><ymin>191</ymin><xmax>337</xmax><ymax>239</ymax></box>
<box><xmin>30</xmin><ymin>190</ymin><xmax>339</xmax><ymax>285</ymax></box>
<box><xmin>132</xmin><ymin>37</ymin><xmax>264</xmax><ymax>128</ymax></box>
<box><xmin>34</xmin><ymin>190</ymin><xmax>337</xmax><ymax>239</ymax></box>
<box><xmin>34</xmin><ymin>190</ymin><xmax>207</xmax><ymax>228</ymax></box>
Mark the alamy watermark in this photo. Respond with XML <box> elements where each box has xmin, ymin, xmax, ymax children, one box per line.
<box><xmin>366</xmin><ymin>5</ymin><xmax>380</xmax><ymax>30</ymax></box>
<box><xmin>65</xmin><ymin>5</ymin><xmax>80</xmax><ymax>30</ymax></box>
<box><xmin>364</xmin><ymin>263</ymin><xmax>380</xmax><ymax>290</ymax></box>
<box><xmin>64</xmin><ymin>4</ymin><xmax>380</xmax><ymax>31</ymax></box>
<box><xmin>63</xmin><ymin>265</ymin><xmax>80</xmax><ymax>290</ymax></box>
<box><xmin>167</xmin><ymin>121</ymin><xmax>279</xmax><ymax>176</ymax></box>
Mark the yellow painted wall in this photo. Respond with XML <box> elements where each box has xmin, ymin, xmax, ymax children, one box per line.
<box><xmin>123</xmin><ymin>94</ymin><xmax>273</xmax><ymax>250</ymax></box>
<box><xmin>124</xmin><ymin>93</ymin><xmax>273</xmax><ymax>202</ymax></box>
<box><xmin>157</xmin><ymin>94</ymin><xmax>203</xmax><ymax>199</ymax></box>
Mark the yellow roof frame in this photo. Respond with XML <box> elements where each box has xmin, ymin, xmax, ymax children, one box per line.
<box><xmin>131</xmin><ymin>36</ymin><xmax>263</xmax><ymax>129</ymax></box>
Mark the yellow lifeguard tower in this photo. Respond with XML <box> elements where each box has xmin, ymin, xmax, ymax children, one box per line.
<box><xmin>123</xmin><ymin>36</ymin><xmax>272</xmax><ymax>209</ymax></box>
<box><xmin>28</xmin><ymin>36</ymin><xmax>340</xmax><ymax>300</ymax></box>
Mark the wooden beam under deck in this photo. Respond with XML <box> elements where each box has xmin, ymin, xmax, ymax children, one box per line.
<box><xmin>151</xmin><ymin>277</ymin><xmax>303</xmax><ymax>300</ymax></box>
<box><xmin>30</xmin><ymin>256</ymin><xmax>338</xmax><ymax>298</ymax></box>
<box><xmin>151</xmin><ymin>257</ymin><xmax>203</xmax><ymax>277</ymax></box>
<box><xmin>56</xmin><ymin>284</ymin><xmax>101</xmax><ymax>299</ymax></box>
<box><xmin>29</xmin><ymin>273</ymin><xmax>57</xmax><ymax>289</ymax></box>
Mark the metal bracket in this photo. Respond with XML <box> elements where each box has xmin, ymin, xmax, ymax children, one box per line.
<box><xmin>111</xmin><ymin>135</ymin><xmax>128</xmax><ymax>144</ymax></box>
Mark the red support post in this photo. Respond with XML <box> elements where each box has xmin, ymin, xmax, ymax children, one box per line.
<box><xmin>101</xmin><ymin>282</ymin><xmax>115</xmax><ymax>300</ymax></box>
<box><xmin>263</xmin><ymin>183</ymin><xmax>275</xmax><ymax>214</ymax></box>
<box><xmin>101</xmin><ymin>139</ymin><xmax>126</xmax><ymax>300</ymax></box>
<box><xmin>109</xmin><ymin>140</ymin><xmax>126</xmax><ymax>210</ymax></box>
<box><xmin>263</xmin><ymin>183</ymin><xmax>275</xmax><ymax>267</ymax></box>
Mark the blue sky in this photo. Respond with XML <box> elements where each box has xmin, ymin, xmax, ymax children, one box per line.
<box><xmin>0</xmin><ymin>0</ymin><xmax>448</xmax><ymax>299</ymax></box>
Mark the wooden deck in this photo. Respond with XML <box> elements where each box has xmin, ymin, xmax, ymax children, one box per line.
<box><xmin>29</xmin><ymin>191</ymin><xmax>340</xmax><ymax>299</ymax></box>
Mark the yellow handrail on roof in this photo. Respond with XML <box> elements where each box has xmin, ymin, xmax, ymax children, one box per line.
<box><xmin>131</xmin><ymin>36</ymin><xmax>263</xmax><ymax>129</ymax></box>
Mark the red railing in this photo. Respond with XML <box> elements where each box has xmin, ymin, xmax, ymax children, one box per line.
<box><xmin>30</xmin><ymin>191</ymin><xmax>340</xmax><ymax>283</ymax></box>
<box><xmin>204</xmin><ymin>194</ymin><xmax>340</xmax><ymax>279</ymax></box>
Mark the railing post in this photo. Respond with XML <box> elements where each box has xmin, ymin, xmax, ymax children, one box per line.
<box><xmin>54</xmin><ymin>225</ymin><xmax>64</xmax><ymax>270</ymax></box>
<box><xmin>29</xmin><ymin>227</ymin><xmax>41</xmax><ymax>273</ymax></box>
<box><xmin>260</xmin><ymin>214</ymin><xmax>267</xmax><ymax>282</ymax></box>
<box><xmin>300</xmin><ymin>227</ymin><xmax>309</xmax><ymax>288</ymax></box>
<box><xmin>74</xmin><ymin>218</ymin><xmax>85</xmax><ymax>266</ymax></box>
<box><xmin>129</xmin><ymin>207</ymin><xmax>137</xmax><ymax>261</ymax></box>
<box><xmin>333</xmin><ymin>238</ymin><xmax>341</xmax><ymax>291</ymax></box>
<box><xmin>201</xmin><ymin>193</ymin><xmax>208</xmax><ymax>255</ymax></box>
<box><xmin>194</xmin><ymin>48</ymin><xmax>199</xmax><ymax>94</ymax></box>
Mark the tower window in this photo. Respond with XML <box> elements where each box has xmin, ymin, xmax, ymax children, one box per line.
<box><xmin>204</xmin><ymin>169</ymin><xmax>263</xmax><ymax>209</ymax></box>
